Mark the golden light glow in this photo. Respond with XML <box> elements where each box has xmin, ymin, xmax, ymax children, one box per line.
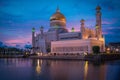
<box><xmin>37</xmin><ymin>52</ymin><xmax>42</xmax><ymax>56</ymax></box>
<box><xmin>84</xmin><ymin>52</ymin><xmax>87</xmax><ymax>55</ymax></box>
<box><xmin>37</xmin><ymin>52</ymin><xmax>40</xmax><ymax>56</ymax></box>
<box><xmin>99</xmin><ymin>38</ymin><xmax>104</xmax><ymax>41</ymax></box>
<box><xmin>84</xmin><ymin>61</ymin><xmax>88</xmax><ymax>80</ymax></box>
<box><xmin>116</xmin><ymin>48</ymin><xmax>119</xmax><ymax>52</ymax></box>
<box><xmin>36</xmin><ymin>59</ymin><xmax>42</xmax><ymax>74</ymax></box>
<box><xmin>106</xmin><ymin>48</ymin><xmax>110</xmax><ymax>54</ymax></box>
<box><xmin>107</xmin><ymin>48</ymin><xmax>110</xmax><ymax>51</ymax></box>
<box><xmin>26</xmin><ymin>52</ymin><xmax>28</xmax><ymax>55</ymax></box>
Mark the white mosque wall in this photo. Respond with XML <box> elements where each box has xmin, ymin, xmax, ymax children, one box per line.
<box><xmin>58</xmin><ymin>32</ymin><xmax>81</xmax><ymax>40</ymax></box>
<box><xmin>35</xmin><ymin>38</ymin><xmax>46</xmax><ymax>53</ymax></box>
<box><xmin>51</xmin><ymin>39</ymin><xmax>105</xmax><ymax>54</ymax></box>
<box><xmin>44</xmin><ymin>31</ymin><xmax>58</xmax><ymax>42</ymax></box>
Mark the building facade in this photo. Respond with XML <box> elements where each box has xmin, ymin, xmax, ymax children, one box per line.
<box><xmin>32</xmin><ymin>6</ymin><xmax>105</xmax><ymax>54</ymax></box>
<box><xmin>107</xmin><ymin>42</ymin><xmax>120</xmax><ymax>53</ymax></box>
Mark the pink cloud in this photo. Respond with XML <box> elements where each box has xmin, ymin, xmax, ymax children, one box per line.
<box><xmin>102</xmin><ymin>31</ymin><xmax>114</xmax><ymax>35</ymax></box>
<box><xmin>102</xmin><ymin>21</ymin><xmax>113</xmax><ymax>25</ymax></box>
<box><xmin>5</xmin><ymin>36</ymin><xmax>31</xmax><ymax>47</ymax></box>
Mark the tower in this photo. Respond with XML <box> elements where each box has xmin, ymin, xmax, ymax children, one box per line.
<box><xmin>32</xmin><ymin>27</ymin><xmax>35</xmax><ymax>54</ymax></box>
<box><xmin>96</xmin><ymin>5</ymin><xmax>102</xmax><ymax>38</ymax></box>
<box><xmin>80</xmin><ymin>19</ymin><xmax>85</xmax><ymax>39</ymax></box>
<box><xmin>40</xmin><ymin>26</ymin><xmax>44</xmax><ymax>38</ymax></box>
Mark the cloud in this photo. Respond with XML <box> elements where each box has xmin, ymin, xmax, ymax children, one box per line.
<box><xmin>100</xmin><ymin>0</ymin><xmax>120</xmax><ymax>11</ymax></box>
<box><xmin>0</xmin><ymin>0</ymin><xmax>120</xmax><ymax>47</ymax></box>
<box><xmin>4</xmin><ymin>37</ymin><xmax>31</xmax><ymax>48</ymax></box>
<box><xmin>102</xmin><ymin>21</ymin><xmax>114</xmax><ymax>25</ymax></box>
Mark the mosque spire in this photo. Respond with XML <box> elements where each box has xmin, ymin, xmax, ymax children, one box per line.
<box><xmin>96</xmin><ymin>5</ymin><xmax>102</xmax><ymax>39</ymax></box>
<box><xmin>56</xmin><ymin>6</ymin><xmax>60</xmax><ymax>12</ymax></box>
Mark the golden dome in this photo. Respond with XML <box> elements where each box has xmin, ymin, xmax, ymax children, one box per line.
<box><xmin>50</xmin><ymin>7</ymin><xmax>66</xmax><ymax>22</ymax></box>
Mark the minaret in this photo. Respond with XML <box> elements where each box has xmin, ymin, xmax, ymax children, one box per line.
<box><xmin>80</xmin><ymin>19</ymin><xmax>85</xmax><ymax>39</ymax></box>
<box><xmin>32</xmin><ymin>27</ymin><xmax>35</xmax><ymax>54</ymax></box>
<box><xmin>40</xmin><ymin>26</ymin><xmax>44</xmax><ymax>38</ymax></box>
<box><xmin>96</xmin><ymin>5</ymin><xmax>102</xmax><ymax>38</ymax></box>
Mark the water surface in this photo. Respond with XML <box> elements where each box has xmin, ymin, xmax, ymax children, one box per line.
<box><xmin>0</xmin><ymin>58</ymin><xmax>120</xmax><ymax>80</ymax></box>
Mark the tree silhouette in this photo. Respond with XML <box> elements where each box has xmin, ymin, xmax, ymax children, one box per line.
<box><xmin>92</xmin><ymin>46</ymin><xmax>100</xmax><ymax>54</ymax></box>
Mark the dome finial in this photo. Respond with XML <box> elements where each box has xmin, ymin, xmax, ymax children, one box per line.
<box><xmin>96</xmin><ymin>5</ymin><xmax>101</xmax><ymax>10</ymax></box>
<box><xmin>56</xmin><ymin>5</ymin><xmax>60</xmax><ymax>12</ymax></box>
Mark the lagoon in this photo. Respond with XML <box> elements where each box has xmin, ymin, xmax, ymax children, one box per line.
<box><xmin>0</xmin><ymin>58</ymin><xmax>120</xmax><ymax>80</ymax></box>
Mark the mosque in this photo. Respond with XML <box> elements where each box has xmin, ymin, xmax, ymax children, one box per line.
<box><xmin>32</xmin><ymin>6</ymin><xmax>105</xmax><ymax>54</ymax></box>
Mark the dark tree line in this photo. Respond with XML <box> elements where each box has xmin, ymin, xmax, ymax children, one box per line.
<box><xmin>0</xmin><ymin>47</ymin><xmax>23</xmax><ymax>55</ymax></box>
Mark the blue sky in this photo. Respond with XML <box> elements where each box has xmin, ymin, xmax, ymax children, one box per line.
<box><xmin>0</xmin><ymin>0</ymin><xmax>120</xmax><ymax>47</ymax></box>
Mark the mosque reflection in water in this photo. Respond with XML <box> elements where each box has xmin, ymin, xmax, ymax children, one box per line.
<box><xmin>0</xmin><ymin>59</ymin><xmax>120</xmax><ymax>80</ymax></box>
<box><xmin>33</xmin><ymin>59</ymin><xmax>106</xmax><ymax>80</ymax></box>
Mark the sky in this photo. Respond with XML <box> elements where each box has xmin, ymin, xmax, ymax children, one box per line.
<box><xmin>0</xmin><ymin>0</ymin><xmax>120</xmax><ymax>48</ymax></box>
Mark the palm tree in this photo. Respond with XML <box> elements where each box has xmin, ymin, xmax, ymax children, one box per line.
<box><xmin>92</xmin><ymin>46</ymin><xmax>100</xmax><ymax>54</ymax></box>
